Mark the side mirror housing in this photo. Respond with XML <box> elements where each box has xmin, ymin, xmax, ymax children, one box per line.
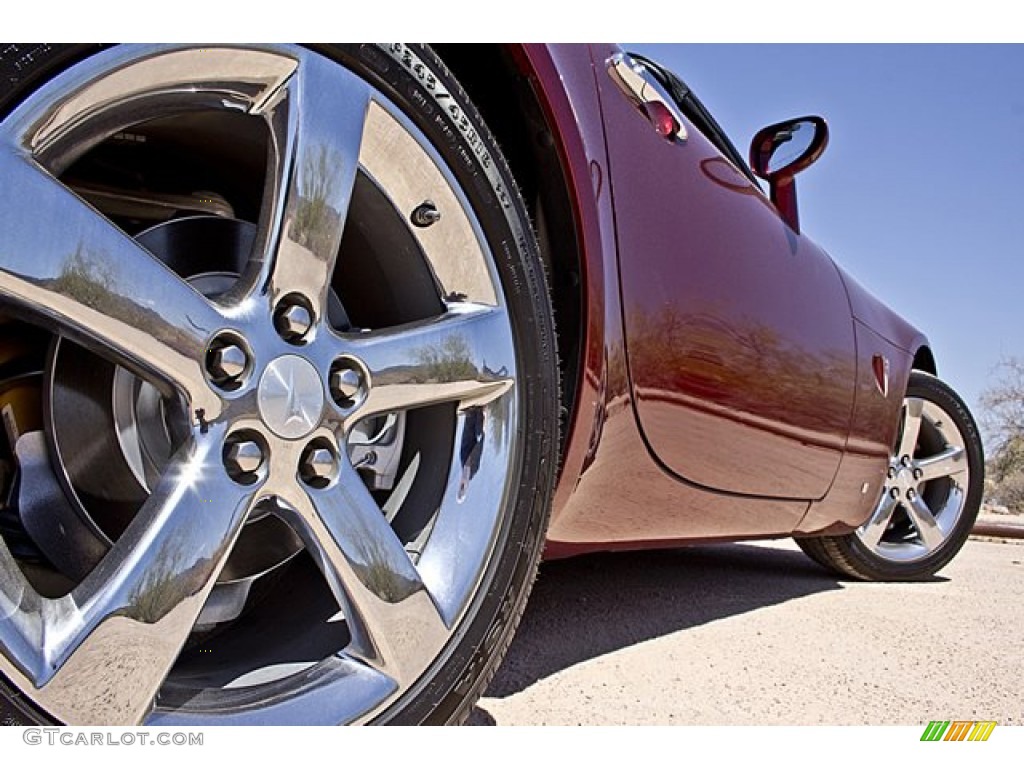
<box><xmin>750</xmin><ymin>116</ymin><xmax>828</xmax><ymax>233</ymax></box>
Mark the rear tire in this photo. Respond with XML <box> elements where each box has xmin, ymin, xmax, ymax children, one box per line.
<box><xmin>797</xmin><ymin>371</ymin><xmax>983</xmax><ymax>581</ymax></box>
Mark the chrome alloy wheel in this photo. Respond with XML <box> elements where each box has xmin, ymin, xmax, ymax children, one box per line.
<box><xmin>0</xmin><ymin>45</ymin><xmax>524</xmax><ymax>724</ymax></box>
<box><xmin>855</xmin><ymin>396</ymin><xmax>970</xmax><ymax>563</ymax></box>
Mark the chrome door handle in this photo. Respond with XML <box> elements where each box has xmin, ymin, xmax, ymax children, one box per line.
<box><xmin>607</xmin><ymin>52</ymin><xmax>688</xmax><ymax>142</ymax></box>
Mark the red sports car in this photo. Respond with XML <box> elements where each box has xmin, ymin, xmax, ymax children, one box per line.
<box><xmin>0</xmin><ymin>44</ymin><xmax>983</xmax><ymax>725</ymax></box>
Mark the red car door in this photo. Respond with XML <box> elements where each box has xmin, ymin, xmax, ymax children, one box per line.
<box><xmin>597</xmin><ymin>48</ymin><xmax>857</xmax><ymax>500</ymax></box>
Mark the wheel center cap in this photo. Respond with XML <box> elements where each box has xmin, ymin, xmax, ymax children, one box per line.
<box><xmin>258</xmin><ymin>355</ymin><xmax>324</xmax><ymax>439</ymax></box>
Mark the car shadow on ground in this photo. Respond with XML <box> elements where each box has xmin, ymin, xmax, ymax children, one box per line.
<box><xmin>467</xmin><ymin>541</ymin><xmax>845</xmax><ymax>724</ymax></box>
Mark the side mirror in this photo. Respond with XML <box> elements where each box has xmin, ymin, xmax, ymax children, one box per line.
<box><xmin>749</xmin><ymin>116</ymin><xmax>828</xmax><ymax>233</ymax></box>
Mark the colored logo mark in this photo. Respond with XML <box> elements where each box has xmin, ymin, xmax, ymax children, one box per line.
<box><xmin>920</xmin><ymin>721</ymin><xmax>997</xmax><ymax>742</ymax></box>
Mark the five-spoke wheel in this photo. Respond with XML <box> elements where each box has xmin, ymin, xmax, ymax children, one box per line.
<box><xmin>0</xmin><ymin>44</ymin><xmax>558</xmax><ymax>725</ymax></box>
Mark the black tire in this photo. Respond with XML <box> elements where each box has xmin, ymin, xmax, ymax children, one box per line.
<box><xmin>793</xmin><ymin>535</ymin><xmax>837</xmax><ymax>572</ymax></box>
<box><xmin>0</xmin><ymin>44</ymin><xmax>559</xmax><ymax>725</ymax></box>
<box><xmin>797</xmin><ymin>371</ymin><xmax>983</xmax><ymax>581</ymax></box>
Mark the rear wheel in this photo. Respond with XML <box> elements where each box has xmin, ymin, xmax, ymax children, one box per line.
<box><xmin>0</xmin><ymin>44</ymin><xmax>558</xmax><ymax>725</ymax></box>
<box><xmin>797</xmin><ymin>371</ymin><xmax>983</xmax><ymax>581</ymax></box>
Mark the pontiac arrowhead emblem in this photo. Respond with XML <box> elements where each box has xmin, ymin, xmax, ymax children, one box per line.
<box><xmin>258</xmin><ymin>355</ymin><xmax>324</xmax><ymax>439</ymax></box>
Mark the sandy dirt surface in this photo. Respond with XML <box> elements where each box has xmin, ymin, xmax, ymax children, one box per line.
<box><xmin>472</xmin><ymin>534</ymin><xmax>1024</xmax><ymax>726</ymax></box>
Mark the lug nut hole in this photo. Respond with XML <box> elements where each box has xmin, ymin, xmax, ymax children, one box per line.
<box><xmin>274</xmin><ymin>294</ymin><xmax>315</xmax><ymax>344</ymax></box>
<box><xmin>223</xmin><ymin>430</ymin><xmax>268</xmax><ymax>485</ymax></box>
<box><xmin>329</xmin><ymin>358</ymin><xmax>367</xmax><ymax>409</ymax></box>
<box><xmin>206</xmin><ymin>333</ymin><xmax>252</xmax><ymax>391</ymax></box>
<box><xmin>300</xmin><ymin>438</ymin><xmax>339</xmax><ymax>489</ymax></box>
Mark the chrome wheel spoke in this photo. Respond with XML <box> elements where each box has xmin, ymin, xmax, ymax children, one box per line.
<box><xmin>0</xmin><ymin>153</ymin><xmax>226</xmax><ymax>413</ymax></box>
<box><xmin>245</xmin><ymin>54</ymin><xmax>371</xmax><ymax>320</ymax></box>
<box><xmin>897</xmin><ymin>398</ymin><xmax>924</xmax><ymax>459</ymax></box>
<box><xmin>343</xmin><ymin>304</ymin><xmax>515</xmax><ymax>418</ymax></box>
<box><xmin>915</xmin><ymin>446</ymin><xmax>966</xmax><ymax>482</ymax></box>
<box><xmin>906</xmin><ymin>493</ymin><xmax>944</xmax><ymax>551</ymax></box>
<box><xmin>858</xmin><ymin>493</ymin><xmax>899</xmax><ymax>549</ymax></box>
<box><xmin>0</xmin><ymin>426</ymin><xmax>257</xmax><ymax>724</ymax></box>
<box><xmin>281</xmin><ymin>459</ymin><xmax>448</xmax><ymax>684</ymax></box>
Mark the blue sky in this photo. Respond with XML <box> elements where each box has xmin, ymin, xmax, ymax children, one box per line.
<box><xmin>628</xmin><ymin>44</ymin><xmax>1024</xmax><ymax>432</ymax></box>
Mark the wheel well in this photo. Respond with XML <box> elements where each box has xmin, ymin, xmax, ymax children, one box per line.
<box><xmin>431</xmin><ymin>45</ymin><xmax>583</xmax><ymax>455</ymax></box>
<box><xmin>913</xmin><ymin>346</ymin><xmax>937</xmax><ymax>376</ymax></box>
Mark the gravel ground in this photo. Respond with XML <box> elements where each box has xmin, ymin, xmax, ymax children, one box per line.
<box><xmin>473</xmin><ymin>533</ymin><xmax>1024</xmax><ymax>725</ymax></box>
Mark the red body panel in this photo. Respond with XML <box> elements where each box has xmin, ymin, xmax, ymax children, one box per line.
<box><xmin>513</xmin><ymin>44</ymin><xmax>928</xmax><ymax>555</ymax></box>
<box><xmin>593</xmin><ymin>51</ymin><xmax>856</xmax><ymax>501</ymax></box>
